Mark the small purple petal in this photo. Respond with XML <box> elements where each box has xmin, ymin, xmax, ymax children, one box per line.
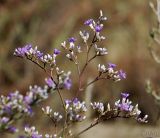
<box><xmin>108</xmin><ymin>63</ymin><xmax>116</xmax><ymax>69</ymax></box>
<box><xmin>95</xmin><ymin>25</ymin><xmax>103</xmax><ymax>32</ymax></box>
<box><xmin>64</xmin><ymin>78</ymin><xmax>72</xmax><ymax>90</ymax></box>
<box><xmin>27</xmin><ymin>106</ymin><xmax>33</xmax><ymax>115</ymax></box>
<box><xmin>24</xmin><ymin>96</ymin><xmax>33</xmax><ymax>104</ymax></box>
<box><xmin>73</xmin><ymin>98</ymin><xmax>78</xmax><ymax>104</ymax></box>
<box><xmin>36</xmin><ymin>51</ymin><xmax>43</xmax><ymax>58</ymax></box>
<box><xmin>54</xmin><ymin>49</ymin><xmax>61</xmax><ymax>55</ymax></box>
<box><xmin>119</xmin><ymin>70</ymin><xmax>126</xmax><ymax>79</ymax></box>
<box><xmin>84</xmin><ymin>19</ymin><xmax>93</xmax><ymax>25</ymax></box>
<box><xmin>69</xmin><ymin>37</ymin><xmax>76</xmax><ymax>43</ymax></box>
<box><xmin>31</xmin><ymin>133</ymin><xmax>42</xmax><ymax>138</ymax></box>
<box><xmin>8</xmin><ymin>126</ymin><xmax>18</xmax><ymax>133</ymax></box>
<box><xmin>120</xmin><ymin>103</ymin><xmax>130</xmax><ymax>111</ymax></box>
<box><xmin>14</xmin><ymin>44</ymin><xmax>32</xmax><ymax>57</ymax></box>
<box><xmin>1</xmin><ymin>117</ymin><xmax>9</xmax><ymax>123</ymax></box>
<box><xmin>45</xmin><ymin>78</ymin><xmax>56</xmax><ymax>88</ymax></box>
<box><xmin>121</xmin><ymin>92</ymin><xmax>129</xmax><ymax>98</ymax></box>
<box><xmin>3</xmin><ymin>106</ymin><xmax>12</xmax><ymax>114</ymax></box>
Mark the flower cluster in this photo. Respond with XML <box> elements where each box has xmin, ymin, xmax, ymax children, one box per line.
<box><xmin>24</xmin><ymin>125</ymin><xmax>61</xmax><ymax>138</ymax></box>
<box><xmin>79</xmin><ymin>31</ymin><xmax>89</xmax><ymax>43</ymax></box>
<box><xmin>0</xmin><ymin>91</ymin><xmax>31</xmax><ymax>133</ymax></box>
<box><xmin>14</xmin><ymin>45</ymin><xmax>61</xmax><ymax>67</ymax></box>
<box><xmin>97</xmin><ymin>63</ymin><xmax>126</xmax><ymax>81</ymax></box>
<box><xmin>24</xmin><ymin>85</ymin><xmax>48</xmax><ymax>105</ymax></box>
<box><xmin>91</xmin><ymin>92</ymin><xmax>148</xmax><ymax>123</ymax></box>
<box><xmin>94</xmin><ymin>44</ymin><xmax>108</xmax><ymax>56</ymax></box>
<box><xmin>14</xmin><ymin>44</ymin><xmax>72</xmax><ymax>91</ymax></box>
<box><xmin>65</xmin><ymin>98</ymin><xmax>87</xmax><ymax>122</ymax></box>
<box><xmin>24</xmin><ymin>126</ymin><xmax>42</xmax><ymax>138</ymax></box>
<box><xmin>42</xmin><ymin>106</ymin><xmax>63</xmax><ymax>123</ymax></box>
<box><xmin>84</xmin><ymin>10</ymin><xmax>107</xmax><ymax>41</ymax></box>
<box><xmin>90</xmin><ymin>102</ymin><xmax>104</xmax><ymax>114</ymax></box>
<box><xmin>40</xmin><ymin>48</ymin><xmax>60</xmax><ymax>66</ymax></box>
<box><xmin>58</xmin><ymin>71</ymin><xmax>72</xmax><ymax>90</ymax></box>
<box><xmin>115</xmin><ymin>93</ymin><xmax>148</xmax><ymax>123</ymax></box>
<box><xmin>0</xmin><ymin>85</ymin><xmax>50</xmax><ymax>133</ymax></box>
<box><xmin>61</xmin><ymin>37</ymin><xmax>81</xmax><ymax>64</ymax></box>
<box><xmin>45</xmin><ymin>69</ymin><xmax>72</xmax><ymax>90</ymax></box>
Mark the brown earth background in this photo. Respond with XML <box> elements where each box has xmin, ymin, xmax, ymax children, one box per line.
<box><xmin>0</xmin><ymin>0</ymin><xmax>160</xmax><ymax>138</ymax></box>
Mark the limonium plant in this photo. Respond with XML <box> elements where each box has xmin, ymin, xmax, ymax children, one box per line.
<box><xmin>0</xmin><ymin>10</ymin><xmax>148</xmax><ymax>138</ymax></box>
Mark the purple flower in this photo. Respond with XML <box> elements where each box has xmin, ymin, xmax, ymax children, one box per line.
<box><xmin>14</xmin><ymin>44</ymin><xmax>32</xmax><ymax>57</ymax></box>
<box><xmin>119</xmin><ymin>70</ymin><xmax>126</xmax><ymax>79</ymax></box>
<box><xmin>95</xmin><ymin>25</ymin><xmax>103</xmax><ymax>32</ymax></box>
<box><xmin>73</xmin><ymin>98</ymin><xmax>78</xmax><ymax>104</ymax></box>
<box><xmin>65</xmin><ymin>99</ymin><xmax>72</xmax><ymax>105</ymax></box>
<box><xmin>31</xmin><ymin>134</ymin><xmax>42</xmax><ymax>138</ymax></box>
<box><xmin>69</xmin><ymin>37</ymin><xmax>76</xmax><ymax>43</ymax></box>
<box><xmin>121</xmin><ymin>92</ymin><xmax>129</xmax><ymax>98</ymax></box>
<box><xmin>91</xmin><ymin>102</ymin><xmax>104</xmax><ymax>113</ymax></box>
<box><xmin>45</xmin><ymin>78</ymin><xmax>56</xmax><ymax>88</ymax></box>
<box><xmin>1</xmin><ymin>117</ymin><xmax>9</xmax><ymax>123</ymax></box>
<box><xmin>119</xmin><ymin>103</ymin><xmax>131</xmax><ymax>111</ymax></box>
<box><xmin>3</xmin><ymin>106</ymin><xmax>12</xmax><ymax>114</ymax></box>
<box><xmin>35</xmin><ymin>51</ymin><xmax>43</xmax><ymax>58</ymax></box>
<box><xmin>84</xmin><ymin>19</ymin><xmax>93</xmax><ymax>25</ymax></box>
<box><xmin>27</xmin><ymin>107</ymin><xmax>33</xmax><ymax>115</ymax></box>
<box><xmin>65</xmin><ymin>98</ymin><xmax>87</xmax><ymax>122</ymax></box>
<box><xmin>64</xmin><ymin>78</ymin><xmax>72</xmax><ymax>90</ymax></box>
<box><xmin>24</xmin><ymin>95</ymin><xmax>33</xmax><ymax>104</ymax></box>
<box><xmin>108</xmin><ymin>63</ymin><xmax>116</xmax><ymax>69</ymax></box>
<box><xmin>8</xmin><ymin>126</ymin><xmax>18</xmax><ymax>133</ymax></box>
<box><xmin>54</xmin><ymin>49</ymin><xmax>61</xmax><ymax>55</ymax></box>
<box><xmin>115</xmin><ymin>100</ymin><xmax>131</xmax><ymax>112</ymax></box>
<box><xmin>115</xmin><ymin>93</ymin><xmax>133</xmax><ymax>112</ymax></box>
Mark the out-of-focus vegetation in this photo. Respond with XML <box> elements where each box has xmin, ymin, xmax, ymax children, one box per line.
<box><xmin>0</xmin><ymin>0</ymin><xmax>160</xmax><ymax>137</ymax></box>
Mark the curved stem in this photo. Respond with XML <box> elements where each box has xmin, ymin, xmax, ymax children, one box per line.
<box><xmin>74</xmin><ymin>119</ymin><xmax>101</xmax><ymax>137</ymax></box>
<box><xmin>57</xmin><ymin>88</ymin><xmax>66</xmax><ymax>111</ymax></box>
<box><xmin>26</xmin><ymin>57</ymin><xmax>47</xmax><ymax>73</ymax></box>
<box><xmin>80</xmin><ymin>55</ymin><xmax>97</xmax><ymax>78</ymax></box>
<box><xmin>74</xmin><ymin>113</ymin><xmax>130</xmax><ymax>137</ymax></box>
<box><xmin>82</xmin><ymin>77</ymin><xmax>99</xmax><ymax>91</ymax></box>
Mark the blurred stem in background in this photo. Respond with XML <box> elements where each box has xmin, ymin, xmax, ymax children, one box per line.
<box><xmin>147</xmin><ymin>0</ymin><xmax>160</xmax><ymax>112</ymax></box>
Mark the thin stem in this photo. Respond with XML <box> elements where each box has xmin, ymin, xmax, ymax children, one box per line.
<box><xmin>76</xmin><ymin>55</ymin><xmax>97</xmax><ymax>95</ymax></box>
<box><xmin>80</xmin><ymin>72</ymin><xmax>103</xmax><ymax>91</ymax></box>
<box><xmin>48</xmin><ymin>115</ymin><xmax>58</xmax><ymax>136</ymax></box>
<box><xmin>76</xmin><ymin>63</ymin><xmax>81</xmax><ymax>76</ymax></box>
<box><xmin>76</xmin><ymin>62</ymin><xmax>82</xmax><ymax>96</ymax></box>
<box><xmin>88</xmin><ymin>55</ymin><xmax>97</xmax><ymax>63</ymax></box>
<box><xmin>74</xmin><ymin>119</ymin><xmax>100</xmax><ymax>137</ymax></box>
<box><xmin>80</xmin><ymin>55</ymin><xmax>97</xmax><ymax>78</ymax></box>
<box><xmin>80</xmin><ymin>33</ymin><xmax>97</xmax><ymax>77</ymax></box>
<box><xmin>76</xmin><ymin>33</ymin><xmax>97</xmax><ymax>96</ymax></box>
<box><xmin>57</xmin><ymin>88</ymin><xmax>66</xmax><ymax>112</ymax></box>
<box><xmin>56</xmin><ymin>73</ymin><xmax>67</xmax><ymax>137</ymax></box>
<box><xmin>56</xmin><ymin>88</ymin><xmax>67</xmax><ymax>137</ymax></box>
<box><xmin>27</xmin><ymin>57</ymin><xmax>47</xmax><ymax>73</ymax></box>
<box><xmin>86</xmin><ymin>43</ymin><xmax>91</xmax><ymax>65</ymax></box>
<box><xmin>55</xmin><ymin>124</ymin><xmax>57</xmax><ymax>134</ymax></box>
<box><xmin>24</xmin><ymin>56</ymin><xmax>59</xmax><ymax>85</ymax></box>
<box><xmin>74</xmin><ymin>113</ymin><xmax>130</xmax><ymax>137</ymax></box>
<box><xmin>80</xmin><ymin>77</ymin><xmax>99</xmax><ymax>92</ymax></box>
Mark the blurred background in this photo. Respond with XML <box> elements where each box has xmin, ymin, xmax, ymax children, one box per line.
<box><xmin>0</xmin><ymin>0</ymin><xmax>160</xmax><ymax>138</ymax></box>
